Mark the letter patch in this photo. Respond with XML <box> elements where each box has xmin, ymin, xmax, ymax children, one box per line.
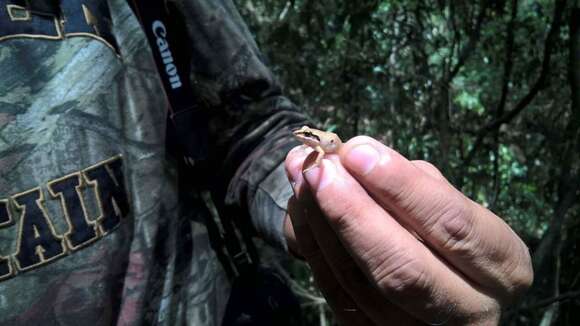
<box><xmin>0</xmin><ymin>200</ymin><xmax>13</xmax><ymax>280</ymax></box>
<box><xmin>0</xmin><ymin>0</ymin><xmax>119</xmax><ymax>53</ymax></box>
<box><xmin>0</xmin><ymin>155</ymin><xmax>130</xmax><ymax>282</ymax></box>
<box><xmin>48</xmin><ymin>173</ymin><xmax>98</xmax><ymax>250</ymax></box>
<box><xmin>12</xmin><ymin>188</ymin><xmax>66</xmax><ymax>271</ymax></box>
<box><xmin>83</xmin><ymin>157</ymin><xmax>130</xmax><ymax>235</ymax></box>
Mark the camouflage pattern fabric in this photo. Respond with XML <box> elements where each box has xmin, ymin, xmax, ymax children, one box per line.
<box><xmin>0</xmin><ymin>0</ymin><xmax>307</xmax><ymax>324</ymax></box>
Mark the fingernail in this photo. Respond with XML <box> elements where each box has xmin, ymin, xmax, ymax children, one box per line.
<box><xmin>289</xmin><ymin>145</ymin><xmax>310</xmax><ymax>156</ymax></box>
<box><xmin>303</xmin><ymin>159</ymin><xmax>335</xmax><ymax>190</ymax></box>
<box><xmin>345</xmin><ymin>144</ymin><xmax>381</xmax><ymax>175</ymax></box>
<box><xmin>293</xmin><ymin>144</ymin><xmax>315</xmax><ymax>156</ymax></box>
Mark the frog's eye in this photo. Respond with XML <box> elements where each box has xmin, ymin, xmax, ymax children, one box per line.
<box><xmin>330</xmin><ymin>139</ymin><xmax>335</xmax><ymax>143</ymax></box>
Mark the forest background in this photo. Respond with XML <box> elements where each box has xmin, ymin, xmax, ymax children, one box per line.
<box><xmin>236</xmin><ymin>0</ymin><xmax>580</xmax><ymax>325</ymax></box>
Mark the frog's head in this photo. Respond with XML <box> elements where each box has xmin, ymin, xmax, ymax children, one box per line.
<box><xmin>293</xmin><ymin>126</ymin><xmax>321</xmax><ymax>148</ymax></box>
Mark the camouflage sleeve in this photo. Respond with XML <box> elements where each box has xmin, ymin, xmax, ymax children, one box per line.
<box><xmin>170</xmin><ymin>0</ymin><xmax>309</xmax><ymax>250</ymax></box>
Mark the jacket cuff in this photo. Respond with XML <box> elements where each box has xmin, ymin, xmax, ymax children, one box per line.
<box><xmin>249</xmin><ymin>162</ymin><xmax>294</xmax><ymax>251</ymax></box>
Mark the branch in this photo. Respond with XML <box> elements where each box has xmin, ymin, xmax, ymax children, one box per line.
<box><xmin>556</xmin><ymin>3</ymin><xmax>580</xmax><ymax>192</ymax></box>
<box><xmin>496</xmin><ymin>0</ymin><xmax>518</xmax><ymax>117</ymax></box>
<box><xmin>490</xmin><ymin>0</ymin><xmax>518</xmax><ymax>205</ymax></box>
<box><xmin>460</xmin><ymin>0</ymin><xmax>567</xmax><ymax>184</ymax></box>
<box><xmin>517</xmin><ymin>290</ymin><xmax>580</xmax><ymax>312</ymax></box>
<box><xmin>482</xmin><ymin>0</ymin><xmax>567</xmax><ymax>131</ymax></box>
<box><xmin>569</xmin><ymin>5</ymin><xmax>580</xmax><ymax>120</ymax></box>
<box><xmin>446</xmin><ymin>2</ymin><xmax>488</xmax><ymax>82</ymax></box>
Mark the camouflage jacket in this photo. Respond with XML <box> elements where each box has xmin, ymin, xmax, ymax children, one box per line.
<box><xmin>0</xmin><ymin>0</ymin><xmax>307</xmax><ymax>325</ymax></box>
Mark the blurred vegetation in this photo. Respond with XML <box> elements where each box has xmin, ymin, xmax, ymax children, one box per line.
<box><xmin>237</xmin><ymin>0</ymin><xmax>580</xmax><ymax>325</ymax></box>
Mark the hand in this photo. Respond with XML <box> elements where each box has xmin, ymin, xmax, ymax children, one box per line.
<box><xmin>284</xmin><ymin>136</ymin><xmax>533</xmax><ymax>325</ymax></box>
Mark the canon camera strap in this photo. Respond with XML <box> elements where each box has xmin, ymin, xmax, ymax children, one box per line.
<box><xmin>128</xmin><ymin>1</ymin><xmax>257</xmax><ymax>278</ymax></box>
<box><xmin>128</xmin><ymin>0</ymin><xmax>208</xmax><ymax>166</ymax></box>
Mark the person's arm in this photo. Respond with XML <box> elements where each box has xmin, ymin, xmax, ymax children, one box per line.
<box><xmin>169</xmin><ymin>0</ymin><xmax>308</xmax><ymax>250</ymax></box>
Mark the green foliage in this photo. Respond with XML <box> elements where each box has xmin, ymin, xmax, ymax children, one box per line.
<box><xmin>238</xmin><ymin>0</ymin><xmax>580</xmax><ymax>324</ymax></box>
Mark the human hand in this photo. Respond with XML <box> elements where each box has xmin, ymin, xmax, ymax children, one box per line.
<box><xmin>284</xmin><ymin>136</ymin><xmax>533</xmax><ymax>325</ymax></box>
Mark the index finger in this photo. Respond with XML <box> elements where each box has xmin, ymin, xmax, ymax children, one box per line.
<box><xmin>338</xmin><ymin>136</ymin><xmax>533</xmax><ymax>301</ymax></box>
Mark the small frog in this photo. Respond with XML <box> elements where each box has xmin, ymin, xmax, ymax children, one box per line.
<box><xmin>293</xmin><ymin>126</ymin><xmax>343</xmax><ymax>165</ymax></box>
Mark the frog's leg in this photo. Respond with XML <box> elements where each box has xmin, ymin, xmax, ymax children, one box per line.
<box><xmin>314</xmin><ymin>145</ymin><xmax>325</xmax><ymax>165</ymax></box>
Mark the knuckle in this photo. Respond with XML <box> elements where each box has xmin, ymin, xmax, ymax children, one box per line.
<box><xmin>435</xmin><ymin>201</ymin><xmax>478</xmax><ymax>257</ymax></box>
<box><xmin>372</xmin><ymin>250</ymin><xmax>429</xmax><ymax>296</ymax></box>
